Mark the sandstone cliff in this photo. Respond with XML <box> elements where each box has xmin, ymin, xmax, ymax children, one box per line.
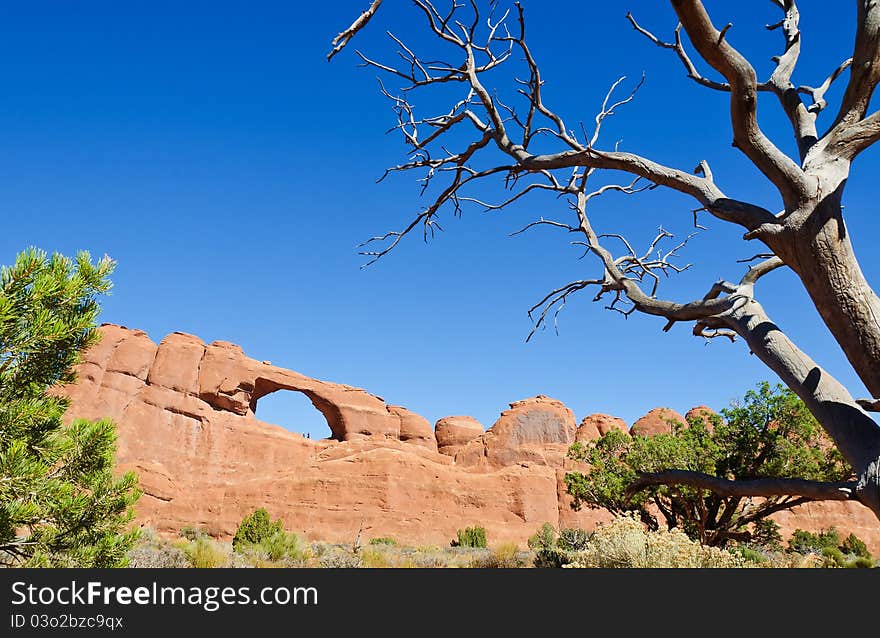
<box><xmin>62</xmin><ymin>324</ymin><xmax>880</xmax><ymax>552</ymax></box>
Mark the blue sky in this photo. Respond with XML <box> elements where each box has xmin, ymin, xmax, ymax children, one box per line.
<box><xmin>2</xmin><ymin>1</ymin><xmax>877</xmax><ymax>437</ymax></box>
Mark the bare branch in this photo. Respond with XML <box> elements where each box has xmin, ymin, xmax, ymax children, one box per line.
<box><xmin>627</xmin><ymin>470</ymin><xmax>857</xmax><ymax>501</ymax></box>
<box><xmin>828</xmin><ymin>1</ymin><xmax>880</xmax><ymax>137</ymax></box>
<box><xmin>798</xmin><ymin>58</ymin><xmax>853</xmax><ymax>115</ymax></box>
<box><xmin>672</xmin><ymin>0</ymin><xmax>810</xmax><ymax>205</ymax></box>
<box><xmin>626</xmin><ymin>13</ymin><xmax>731</xmax><ymax>92</ymax></box>
<box><xmin>328</xmin><ymin>0</ymin><xmax>383</xmax><ymax>61</ymax></box>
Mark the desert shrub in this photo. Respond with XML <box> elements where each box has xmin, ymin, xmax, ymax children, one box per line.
<box><xmin>127</xmin><ymin>536</ymin><xmax>189</xmax><ymax>568</ymax></box>
<box><xmin>452</xmin><ymin>526</ymin><xmax>487</xmax><ymax>548</ymax></box>
<box><xmin>469</xmin><ymin>543</ymin><xmax>527</xmax><ymax>568</ymax></box>
<box><xmin>358</xmin><ymin>548</ymin><xmax>390</xmax><ymax>568</ymax></box>
<box><xmin>788</xmin><ymin>527</ymin><xmax>841</xmax><ymax>554</ymax></box>
<box><xmin>846</xmin><ymin>557</ymin><xmax>876</xmax><ymax>568</ymax></box>
<box><xmin>750</xmin><ymin>519</ymin><xmax>783</xmax><ymax>552</ymax></box>
<box><xmin>527</xmin><ymin>523</ymin><xmax>557</xmax><ymax>551</ymax></box>
<box><xmin>183</xmin><ymin>537</ymin><xmax>228</xmax><ymax>568</ymax></box>
<box><xmin>179</xmin><ymin>526</ymin><xmax>212</xmax><ymax>542</ymax></box>
<box><xmin>565</xmin><ymin>515</ymin><xmax>746</xmax><ymax>568</ymax></box>
<box><xmin>232</xmin><ymin>509</ymin><xmax>283</xmax><ymax>551</ymax></box>
<box><xmin>318</xmin><ymin>546</ymin><xmax>362</xmax><ymax>568</ymax></box>
<box><xmin>533</xmin><ymin>548</ymin><xmax>571</xmax><ymax>569</ymax></box>
<box><xmin>369</xmin><ymin>537</ymin><xmax>397</xmax><ymax>546</ymax></box>
<box><xmin>730</xmin><ymin>546</ymin><xmax>767</xmax><ymax>565</ymax></box>
<box><xmin>840</xmin><ymin>533</ymin><xmax>872</xmax><ymax>559</ymax></box>
<box><xmin>558</xmin><ymin>528</ymin><xmax>590</xmax><ymax>552</ymax></box>
<box><xmin>261</xmin><ymin>531</ymin><xmax>303</xmax><ymax>562</ymax></box>
<box><xmin>821</xmin><ymin>546</ymin><xmax>846</xmax><ymax>567</ymax></box>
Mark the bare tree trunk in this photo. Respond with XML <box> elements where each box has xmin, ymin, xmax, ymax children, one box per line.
<box><xmin>765</xmin><ymin>174</ymin><xmax>880</xmax><ymax>399</ymax></box>
<box><xmin>722</xmin><ymin>296</ymin><xmax>880</xmax><ymax>518</ymax></box>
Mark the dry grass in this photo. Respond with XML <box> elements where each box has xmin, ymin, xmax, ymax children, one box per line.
<box><xmin>126</xmin><ymin>519</ymin><xmax>867</xmax><ymax>568</ymax></box>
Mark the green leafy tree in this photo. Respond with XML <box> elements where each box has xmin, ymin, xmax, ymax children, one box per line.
<box><xmin>565</xmin><ymin>383</ymin><xmax>851</xmax><ymax>547</ymax></box>
<box><xmin>0</xmin><ymin>248</ymin><xmax>141</xmax><ymax>567</ymax></box>
<box><xmin>451</xmin><ymin>526</ymin><xmax>487</xmax><ymax>548</ymax></box>
<box><xmin>527</xmin><ymin>522</ymin><xmax>557</xmax><ymax>551</ymax></box>
<box><xmin>232</xmin><ymin>508</ymin><xmax>283</xmax><ymax>551</ymax></box>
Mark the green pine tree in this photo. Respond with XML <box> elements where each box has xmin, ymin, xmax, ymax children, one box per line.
<box><xmin>0</xmin><ymin>247</ymin><xmax>141</xmax><ymax>567</ymax></box>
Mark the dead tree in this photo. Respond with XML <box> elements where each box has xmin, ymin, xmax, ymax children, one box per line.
<box><xmin>328</xmin><ymin>1</ymin><xmax>880</xmax><ymax>521</ymax></box>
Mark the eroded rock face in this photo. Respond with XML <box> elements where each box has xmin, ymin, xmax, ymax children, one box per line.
<box><xmin>686</xmin><ymin>405</ymin><xmax>719</xmax><ymax>429</ymax></box>
<box><xmin>577</xmin><ymin>414</ymin><xmax>628</xmax><ymax>442</ymax></box>
<box><xmin>61</xmin><ymin>325</ymin><xmax>880</xmax><ymax>553</ymax></box>
<box><xmin>630</xmin><ymin>407</ymin><xmax>687</xmax><ymax>437</ymax></box>
<box><xmin>435</xmin><ymin>416</ymin><xmax>484</xmax><ymax>457</ymax></box>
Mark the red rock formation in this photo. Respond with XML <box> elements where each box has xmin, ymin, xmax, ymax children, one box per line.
<box><xmin>577</xmin><ymin>414</ymin><xmax>628</xmax><ymax>442</ymax></box>
<box><xmin>61</xmin><ymin>325</ymin><xmax>880</xmax><ymax>553</ymax></box>
<box><xmin>435</xmin><ymin>416</ymin><xmax>484</xmax><ymax>457</ymax></box>
<box><xmin>630</xmin><ymin>407</ymin><xmax>687</xmax><ymax>437</ymax></box>
<box><xmin>686</xmin><ymin>405</ymin><xmax>719</xmax><ymax>430</ymax></box>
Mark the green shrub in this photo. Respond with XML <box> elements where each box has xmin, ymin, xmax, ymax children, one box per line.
<box><xmin>184</xmin><ymin>537</ymin><xmax>228</xmax><ymax>568</ymax></box>
<box><xmin>565</xmin><ymin>515</ymin><xmax>746</xmax><ymax>568</ymax></box>
<box><xmin>527</xmin><ymin>523</ymin><xmax>557</xmax><ymax>551</ymax></box>
<box><xmin>846</xmin><ymin>557</ymin><xmax>875</xmax><ymax>568</ymax></box>
<box><xmin>788</xmin><ymin>527</ymin><xmax>841</xmax><ymax>554</ymax></box>
<box><xmin>533</xmin><ymin>548</ymin><xmax>570</xmax><ymax>568</ymax></box>
<box><xmin>558</xmin><ymin>528</ymin><xmax>590</xmax><ymax>552</ymax></box>
<box><xmin>731</xmin><ymin>546</ymin><xmax>767</xmax><ymax>564</ymax></box>
<box><xmin>233</xmin><ymin>509</ymin><xmax>283</xmax><ymax>551</ymax></box>
<box><xmin>841</xmin><ymin>533</ymin><xmax>872</xmax><ymax>559</ymax></box>
<box><xmin>179</xmin><ymin>526</ymin><xmax>208</xmax><ymax>542</ymax></box>
<box><xmin>468</xmin><ymin>543</ymin><xmax>526</xmax><ymax>568</ymax></box>
<box><xmin>261</xmin><ymin>531</ymin><xmax>303</xmax><ymax>562</ymax></box>
<box><xmin>369</xmin><ymin>537</ymin><xmax>397</xmax><ymax>546</ymax></box>
<box><xmin>750</xmin><ymin>519</ymin><xmax>783</xmax><ymax>552</ymax></box>
<box><xmin>821</xmin><ymin>546</ymin><xmax>846</xmax><ymax>567</ymax></box>
<box><xmin>452</xmin><ymin>526</ymin><xmax>487</xmax><ymax>548</ymax></box>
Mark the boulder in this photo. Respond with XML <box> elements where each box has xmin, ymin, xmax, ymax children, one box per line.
<box><xmin>630</xmin><ymin>407</ymin><xmax>687</xmax><ymax>437</ymax></box>
<box><xmin>577</xmin><ymin>414</ymin><xmax>628</xmax><ymax>442</ymax></box>
<box><xmin>435</xmin><ymin>416</ymin><xmax>484</xmax><ymax>457</ymax></box>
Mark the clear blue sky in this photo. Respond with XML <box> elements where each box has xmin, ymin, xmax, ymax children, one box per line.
<box><xmin>2</xmin><ymin>1</ymin><xmax>877</xmax><ymax>437</ymax></box>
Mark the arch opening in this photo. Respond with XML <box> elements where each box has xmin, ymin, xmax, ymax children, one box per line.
<box><xmin>250</xmin><ymin>387</ymin><xmax>334</xmax><ymax>440</ymax></box>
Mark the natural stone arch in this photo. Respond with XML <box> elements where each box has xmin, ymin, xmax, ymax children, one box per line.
<box><xmin>249</xmin><ymin>377</ymin><xmax>346</xmax><ymax>441</ymax></box>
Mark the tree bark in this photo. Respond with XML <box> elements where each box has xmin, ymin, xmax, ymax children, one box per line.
<box><xmin>776</xmin><ymin>188</ymin><xmax>880</xmax><ymax>399</ymax></box>
<box><xmin>721</xmin><ymin>295</ymin><xmax>880</xmax><ymax>518</ymax></box>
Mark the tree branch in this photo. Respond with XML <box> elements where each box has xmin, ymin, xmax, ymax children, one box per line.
<box><xmin>627</xmin><ymin>470</ymin><xmax>857</xmax><ymax>501</ymax></box>
<box><xmin>671</xmin><ymin>0</ymin><xmax>810</xmax><ymax>205</ymax></box>
<box><xmin>827</xmin><ymin>0</ymin><xmax>880</xmax><ymax>136</ymax></box>
<box><xmin>327</xmin><ymin>0</ymin><xmax>383</xmax><ymax>61</ymax></box>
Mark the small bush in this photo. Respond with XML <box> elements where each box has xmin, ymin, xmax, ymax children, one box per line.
<box><xmin>846</xmin><ymin>557</ymin><xmax>875</xmax><ymax>568</ymax></box>
<box><xmin>565</xmin><ymin>514</ymin><xmax>746</xmax><ymax>568</ymax></box>
<box><xmin>840</xmin><ymin>533</ymin><xmax>872</xmax><ymax>559</ymax></box>
<box><xmin>261</xmin><ymin>531</ymin><xmax>303</xmax><ymax>562</ymax></box>
<box><xmin>452</xmin><ymin>526</ymin><xmax>487</xmax><ymax>548</ymax></box>
<box><xmin>821</xmin><ymin>546</ymin><xmax>846</xmax><ymax>567</ymax></box>
<box><xmin>179</xmin><ymin>526</ymin><xmax>210</xmax><ymax>542</ymax></box>
<box><xmin>469</xmin><ymin>543</ymin><xmax>527</xmax><ymax>568</ymax></box>
<box><xmin>788</xmin><ymin>527</ymin><xmax>840</xmax><ymax>554</ymax></box>
<box><xmin>183</xmin><ymin>537</ymin><xmax>228</xmax><ymax>568</ymax></box>
<box><xmin>369</xmin><ymin>537</ymin><xmax>397</xmax><ymax>546</ymax></box>
<box><xmin>127</xmin><ymin>541</ymin><xmax>189</xmax><ymax>568</ymax></box>
<box><xmin>528</xmin><ymin>523</ymin><xmax>557</xmax><ymax>551</ymax></box>
<box><xmin>730</xmin><ymin>546</ymin><xmax>767</xmax><ymax>564</ymax></box>
<box><xmin>750</xmin><ymin>519</ymin><xmax>783</xmax><ymax>552</ymax></box>
<box><xmin>533</xmin><ymin>548</ymin><xmax>570</xmax><ymax>569</ymax></box>
<box><xmin>558</xmin><ymin>528</ymin><xmax>590</xmax><ymax>552</ymax></box>
<box><xmin>318</xmin><ymin>546</ymin><xmax>362</xmax><ymax>568</ymax></box>
<box><xmin>233</xmin><ymin>509</ymin><xmax>284</xmax><ymax>551</ymax></box>
<box><xmin>359</xmin><ymin>548</ymin><xmax>390</xmax><ymax>568</ymax></box>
